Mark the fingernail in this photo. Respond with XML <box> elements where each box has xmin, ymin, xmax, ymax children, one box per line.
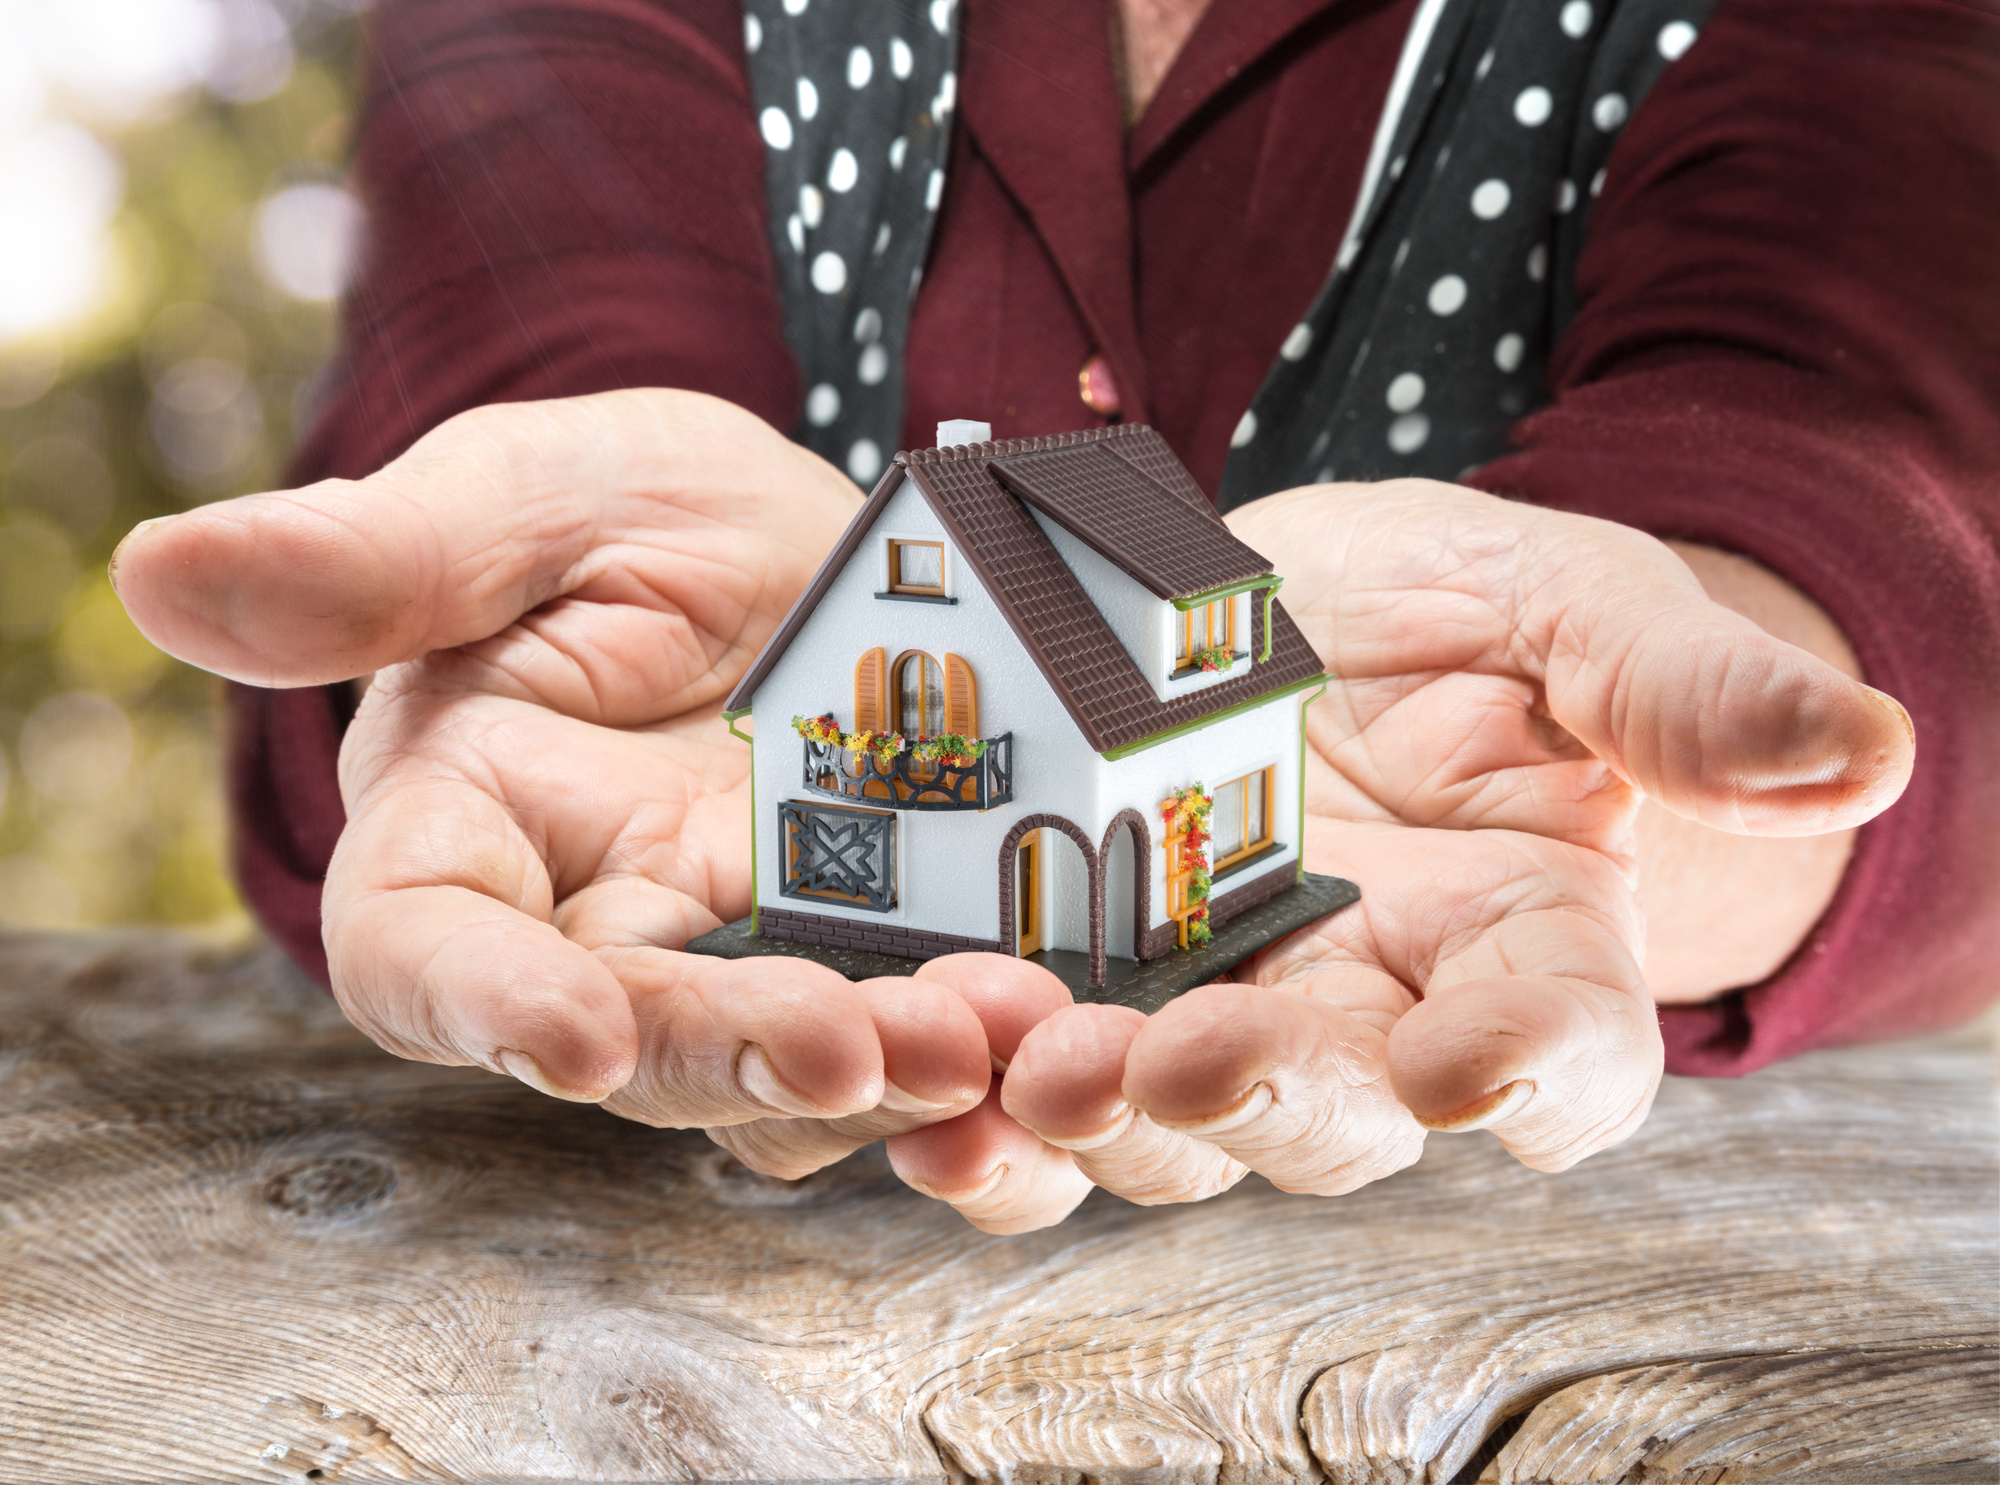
<box><xmin>1149</xmin><ymin>1081</ymin><xmax>1274</xmax><ymax>1137</ymax></box>
<box><xmin>1416</xmin><ymin>1078</ymin><xmax>1536</xmax><ymax>1132</ymax></box>
<box><xmin>736</xmin><ymin>1043</ymin><xmax>827</xmax><ymax>1117</ymax></box>
<box><xmin>879</xmin><ymin>1079</ymin><xmax>951</xmax><ymax>1114</ymax></box>
<box><xmin>497</xmin><ymin>1049</ymin><xmax>608</xmax><ymax>1104</ymax></box>
<box><xmin>990</xmin><ymin>1052</ymin><xmax>1010</xmax><ymax>1074</ymax></box>
<box><xmin>910</xmin><ymin>1162</ymin><xmax>1009</xmax><ymax>1206</ymax></box>
<box><xmin>106</xmin><ymin>516</ymin><xmax>172</xmax><ymax>596</ymax></box>
<box><xmin>1861</xmin><ymin>686</ymin><xmax>1916</xmax><ymax>746</ymax></box>
<box><xmin>1036</xmin><ymin>1102</ymin><xmax>1136</xmax><ymax>1151</ymax></box>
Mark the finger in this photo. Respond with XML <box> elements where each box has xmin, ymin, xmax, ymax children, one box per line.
<box><xmin>596</xmin><ymin>948</ymin><xmax>894</xmax><ymax>1130</ymax></box>
<box><xmin>704</xmin><ymin>976</ymin><xmax>993</xmax><ymax>1179</ymax></box>
<box><xmin>110</xmin><ymin>389</ymin><xmax>854</xmax><ymax>688</ymax></box>
<box><xmin>1003</xmin><ymin>1004</ymin><xmax>1245</xmax><ymax>1205</ymax></box>
<box><xmin>914</xmin><ymin>952</ymin><xmax>1073</xmax><ymax>1070</ymax></box>
<box><xmin>1121</xmin><ymin>984</ymin><xmax>1426</xmax><ymax>1196</ymax></box>
<box><xmin>887</xmin><ymin>1078</ymin><xmax>1093</xmax><ymax>1235</ymax></box>
<box><xmin>1388</xmin><ymin>907</ymin><xmax>1663</xmax><ymax>1172</ymax></box>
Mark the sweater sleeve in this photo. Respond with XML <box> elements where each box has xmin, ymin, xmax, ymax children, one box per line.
<box><xmin>232</xmin><ymin>0</ymin><xmax>798</xmax><ymax>983</ymax></box>
<box><xmin>1466</xmin><ymin>0</ymin><xmax>2000</xmax><ymax>1073</ymax></box>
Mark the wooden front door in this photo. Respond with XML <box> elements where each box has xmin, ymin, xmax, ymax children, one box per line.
<box><xmin>1015</xmin><ymin>832</ymin><xmax>1042</xmax><ymax>956</ymax></box>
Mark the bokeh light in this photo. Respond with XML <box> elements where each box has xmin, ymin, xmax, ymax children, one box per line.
<box><xmin>0</xmin><ymin>0</ymin><xmax>370</xmax><ymax>935</ymax></box>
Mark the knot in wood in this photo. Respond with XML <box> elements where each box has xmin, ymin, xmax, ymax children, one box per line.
<box><xmin>264</xmin><ymin>1156</ymin><xmax>397</xmax><ymax>1220</ymax></box>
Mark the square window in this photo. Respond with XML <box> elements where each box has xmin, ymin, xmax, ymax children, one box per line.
<box><xmin>779</xmin><ymin>800</ymin><xmax>896</xmax><ymax>910</ymax></box>
<box><xmin>889</xmin><ymin>539</ymin><xmax>945</xmax><ymax>595</ymax></box>
<box><xmin>1211</xmin><ymin>767</ymin><xmax>1274</xmax><ymax>871</ymax></box>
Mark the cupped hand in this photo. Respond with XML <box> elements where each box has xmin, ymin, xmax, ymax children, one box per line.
<box><xmin>889</xmin><ymin>478</ymin><xmax>1915</xmax><ymax>1233</ymax></box>
<box><xmin>112</xmin><ymin>389</ymin><xmax>995</xmax><ymax>1169</ymax></box>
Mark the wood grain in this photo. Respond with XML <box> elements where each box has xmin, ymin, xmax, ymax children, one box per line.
<box><xmin>0</xmin><ymin>929</ymin><xmax>1992</xmax><ymax>1485</ymax></box>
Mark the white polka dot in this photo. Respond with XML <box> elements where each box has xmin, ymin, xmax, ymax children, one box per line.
<box><xmin>872</xmin><ymin>222</ymin><xmax>892</xmax><ymax>256</ymax></box>
<box><xmin>1495</xmin><ymin>333</ymin><xmax>1526</xmax><ymax>372</ymax></box>
<box><xmin>857</xmin><ymin>344</ymin><xmax>889</xmax><ymax>385</ymax></box>
<box><xmin>1560</xmin><ymin>0</ymin><xmax>1593</xmax><ymax>36</ymax></box>
<box><xmin>806</xmin><ymin>383</ymin><xmax>841</xmax><ymax>426</ymax></box>
<box><xmin>1475</xmin><ymin>46</ymin><xmax>1496</xmax><ymax>79</ymax></box>
<box><xmin>934</xmin><ymin>71</ymin><xmax>957</xmax><ymax>117</ymax></box>
<box><xmin>1553</xmin><ymin>178</ymin><xmax>1578</xmax><ymax>214</ymax></box>
<box><xmin>1592</xmin><ymin>92</ymin><xmax>1628</xmax><ymax>130</ymax></box>
<box><xmin>828</xmin><ymin>149</ymin><xmax>859</xmax><ymax>192</ymax></box>
<box><xmin>782</xmin><ymin>0</ymin><xmax>807</xmax><ymax>13</ymax></box>
<box><xmin>1590</xmin><ymin>167</ymin><xmax>1607</xmax><ymax>198</ymax></box>
<box><xmin>1388</xmin><ymin>413</ymin><xmax>1431</xmax><ymax>454</ymax></box>
<box><xmin>1471</xmin><ymin>178</ymin><xmax>1511</xmax><ymax>219</ymax></box>
<box><xmin>1514</xmin><ymin>86</ymin><xmax>1553</xmax><ymax>126</ymax></box>
<box><xmin>1280</xmin><ymin>323</ymin><xmax>1313</xmax><ymax>361</ymax></box>
<box><xmin>1658</xmin><ymin>19</ymin><xmax>1698</xmax><ymax>59</ymax></box>
<box><xmin>890</xmin><ymin>37</ymin><xmax>913</xmax><ymax>77</ymax></box>
<box><xmin>1388</xmin><ymin>154</ymin><xmax>1408</xmax><ymax>179</ymax></box>
<box><xmin>1527</xmin><ymin>243</ymin><xmax>1549</xmax><ymax>281</ymax></box>
<box><xmin>847</xmin><ymin>439</ymin><xmax>883</xmax><ymax>484</ymax></box>
<box><xmin>1386</xmin><ymin>372</ymin><xmax>1425</xmax><ymax>413</ymax></box>
<box><xmin>786</xmin><ymin>213</ymin><xmax>804</xmax><ymax>254</ymax></box>
<box><xmin>759</xmin><ymin>108</ymin><xmax>794</xmax><ymax>150</ymax></box>
<box><xmin>925</xmin><ymin>168</ymin><xmax>944</xmax><ymax>211</ymax></box>
<box><xmin>796</xmin><ymin>77</ymin><xmax>819</xmax><ymax>120</ymax></box>
<box><xmin>1392</xmin><ymin>238</ymin><xmax>1412</xmax><ymax>272</ymax></box>
<box><xmin>799</xmin><ymin>184</ymin><xmax>823</xmax><ymax>228</ymax></box>
<box><xmin>1337</xmin><ymin>238</ymin><xmax>1360</xmax><ymax>271</ymax></box>
<box><xmin>930</xmin><ymin>0</ymin><xmax>954</xmax><ymax>33</ymax></box>
<box><xmin>887</xmin><ymin>136</ymin><xmax>908</xmax><ymax>171</ymax></box>
<box><xmin>811</xmin><ymin>251</ymin><xmax>847</xmax><ymax>294</ymax></box>
<box><xmin>854</xmin><ymin>307</ymin><xmax>883</xmax><ymax>344</ymax></box>
<box><xmin>1427</xmin><ymin>274</ymin><xmax>1468</xmax><ymax>316</ymax></box>
<box><xmin>744</xmin><ymin>14</ymin><xmax>762</xmax><ymax>53</ymax></box>
<box><xmin>847</xmin><ymin>46</ymin><xmax>873</xmax><ymax>88</ymax></box>
<box><xmin>1230</xmin><ymin>410</ymin><xmax>1258</xmax><ymax>448</ymax></box>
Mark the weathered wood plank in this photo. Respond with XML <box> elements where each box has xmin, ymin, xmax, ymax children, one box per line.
<box><xmin>0</xmin><ymin>930</ymin><xmax>1992</xmax><ymax>1485</ymax></box>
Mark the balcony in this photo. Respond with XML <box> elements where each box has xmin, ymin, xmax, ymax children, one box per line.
<box><xmin>803</xmin><ymin>733</ymin><xmax>1014</xmax><ymax>812</ymax></box>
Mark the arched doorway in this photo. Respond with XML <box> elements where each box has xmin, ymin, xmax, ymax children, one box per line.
<box><xmin>997</xmin><ymin>814</ymin><xmax>1102</xmax><ymax>986</ymax></box>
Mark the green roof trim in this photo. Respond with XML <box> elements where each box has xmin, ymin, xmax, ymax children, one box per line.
<box><xmin>1170</xmin><ymin>572</ymin><xmax>1280</xmax><ymax>610</ymax></box>
<box><xmin>1097</xmin><ymin>670</ymin><xmax>1330</xmax><ymax>761</ymax></box>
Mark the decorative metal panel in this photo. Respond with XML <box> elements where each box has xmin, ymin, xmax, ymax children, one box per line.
<box><xmin>778</xmin><ymin>800</ymin><xmax>896</xmax><ymax>912</ymax></box>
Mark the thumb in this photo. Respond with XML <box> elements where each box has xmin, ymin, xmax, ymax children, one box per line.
<box><xmin>1533</xmin><ymin>535</ymin><xmax>1915</xmax><ymax>837</ymax></box>
<box><xmin>108</xmin><ymin>389</ymin><xmax>824</xmax><ymax>687</ymax></box>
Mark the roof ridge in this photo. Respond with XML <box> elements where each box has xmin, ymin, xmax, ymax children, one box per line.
<box><xmin>897</xmin><ymin>422</ymin><xmax>1152</xmax><ymax>467</ymax></box>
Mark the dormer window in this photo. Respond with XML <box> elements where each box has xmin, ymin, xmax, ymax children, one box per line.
<box><xmin>887</xmin><ymin>539</ymin><xmax>945</xmax><ymax>597</ymax></box>
<box><xmin>1175</xmin><ymin>599</ymin><xmax>1234</xmax><ymax>674</ymax></box>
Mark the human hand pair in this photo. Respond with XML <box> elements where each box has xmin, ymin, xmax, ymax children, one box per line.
<box><xmin>113</xmin><ymin>391</ymin><xmax>1913</xmax><ymax>1232</ymax></box>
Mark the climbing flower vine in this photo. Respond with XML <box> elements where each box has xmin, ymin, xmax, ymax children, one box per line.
<box><xmin>1163</xmin><ymin>783</ymin><xmax>1215</xmax><ymax>947</ymax></box>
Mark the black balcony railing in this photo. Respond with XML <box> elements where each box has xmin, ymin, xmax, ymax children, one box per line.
<box><xmin>803</xmin><ymin>733</ymin><xmax>1014</xmax><ymax>812</ymax></box>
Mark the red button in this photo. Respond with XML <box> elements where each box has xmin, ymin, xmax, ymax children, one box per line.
<box><xmin>1078</xmin><ymin>353</ymin><xmax>1121</xmax><ymax>417</ymax></box>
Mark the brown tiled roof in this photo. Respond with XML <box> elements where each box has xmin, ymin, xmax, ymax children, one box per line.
<box><xmin>724</xmin><ymin>424</ymin><xmax>1326</xmax><ymax>753</ymax></box>
<box><xmin>988</xmin><ymin>440</ymin><xmax>1271</xmax><ymax>599</ymax></box>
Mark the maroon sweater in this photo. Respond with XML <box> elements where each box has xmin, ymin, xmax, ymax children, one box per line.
<box><xmin>240</xmin><ymin>0</ymin><xmax>2000</xmax><ymax>1074</ymax></box>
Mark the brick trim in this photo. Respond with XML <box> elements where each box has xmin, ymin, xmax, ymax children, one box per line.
<box><xmin>758</xmin><ymin>905</ymin><xmax>1000</xmax><ymax>960</ymax></box>
<box><xmin>1208</xmin><ymin>861</ymin><xmax>1295</xmax><ymax>930</ymax></box>
<box><xmin>997</xmin><ymin>814</ymin><xmax>1103</xmax><ymax>986</ymax></box>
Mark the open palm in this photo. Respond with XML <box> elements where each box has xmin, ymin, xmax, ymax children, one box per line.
<box><xmin>115</xmin><ymin>390</ymin><xmax>998</xmax><ymax>1167</ymax></box>
<box><xmin>888</xmin><ymin>480</ymin><xmax>1913</xmax><ymax>1231</ymax></box>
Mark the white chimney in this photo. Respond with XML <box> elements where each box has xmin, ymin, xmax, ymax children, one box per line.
<box><xmin>936</xmin><ymin>419</ymin><xmax>992</xmax><ymax>447</ymax></box>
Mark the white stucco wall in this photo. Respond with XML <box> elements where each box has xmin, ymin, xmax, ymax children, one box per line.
<box><xmin>1028</xmin><ymin>512</ymin><xmax>1251</xmax><ymax>704</ymax></box>
<box><xmin>745</xmin><ymin>474</ymin><xmax>1313</xmax><ymax>955</ymax></box>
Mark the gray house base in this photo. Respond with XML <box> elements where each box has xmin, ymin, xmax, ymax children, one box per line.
<box><xmin>684</xmin><ymin>872</ymin><xmax>1361</xmax><ymax>1016</ymax></box>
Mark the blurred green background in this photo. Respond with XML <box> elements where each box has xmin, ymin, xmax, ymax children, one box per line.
<box><xmin>0</xmin><ymin>0</ymin><xmax>367</xmax><ymax>933</ymax></box>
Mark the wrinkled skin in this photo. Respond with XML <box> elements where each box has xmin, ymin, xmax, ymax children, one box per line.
<box><xmin>113</xmin><ymin>390</ymin><xmax>1914</xmax><ymax>1232</ymax></box>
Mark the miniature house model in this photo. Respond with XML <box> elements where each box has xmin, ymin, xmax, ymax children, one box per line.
<box><xmin>720</xmin><ymin>421</ymin><xmax>1330</xmax><ymax>991</ymax></box>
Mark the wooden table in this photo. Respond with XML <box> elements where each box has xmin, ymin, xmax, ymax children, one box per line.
<box><xmin>1</xmin><ymin>930</ymin><xmax>1993</xmax><ymax>1484</ymax></box>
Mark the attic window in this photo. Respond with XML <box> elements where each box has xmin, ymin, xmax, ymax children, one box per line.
<box><xmin>1175</xmin><ymin>599</ymin><xmax>1235</xmax><ymax>673</ymax></box>
<box><xmin>888</xmin><ymin>539</ymin><xmax>945</xmax><ymax>597</ymax></box>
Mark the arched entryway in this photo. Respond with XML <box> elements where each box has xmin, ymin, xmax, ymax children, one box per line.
<box><xmin>997</xmin><ymin>814</ymin><xmax>1102</xmax><ymax>987</ymax></box>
